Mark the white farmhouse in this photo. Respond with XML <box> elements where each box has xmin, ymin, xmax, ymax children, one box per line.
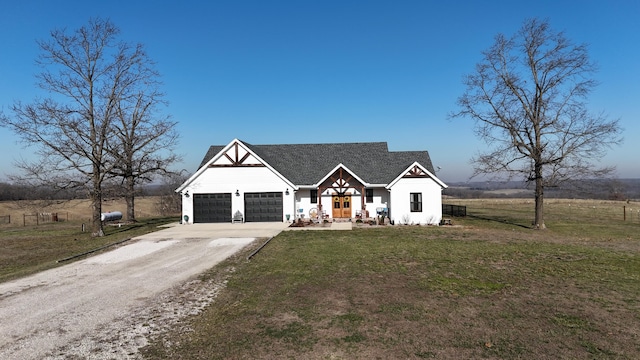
<box><xmin>176</xmin><ymin>139</ymin><xmax>447</xmax><ymax>225</ymax></box>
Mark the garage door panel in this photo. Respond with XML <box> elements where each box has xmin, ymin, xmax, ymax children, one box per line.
<box><xmin>245</xmin><ymin>192</ymin><xmax>283</xmax><ymax>222</ymax></box>
<box><xmin>193</xmin><ymin>193</ymin><xmax>231</xmax><ymax>223</ymax></box>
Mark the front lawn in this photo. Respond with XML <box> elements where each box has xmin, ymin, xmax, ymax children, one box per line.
<box><xmin>142</xmin><ymin>212</ymin><xmax>640</xmax><ymax>359</ymax></box>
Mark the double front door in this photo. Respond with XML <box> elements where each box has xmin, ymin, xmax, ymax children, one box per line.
<box><xmin>332</xmin><ymin>194</ymin><xmax>351</xmax><ymax>218</ymax></box>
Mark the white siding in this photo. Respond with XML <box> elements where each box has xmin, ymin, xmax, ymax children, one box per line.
<box><xmin>389</xmin><ymin>177</ymin><xmax>443</xmax><ymax>225</ymax></box>
<box><xmin>294</xmin><ymin>189</ymin><xmax>328</xmax><ymax>220</ymax></box>
<box><xmin>365</xmin><ymin>188</ymin><xmax>390</xmax><ymax>217</ymax></box>
<box><xmin>294</xmin><ymin>187</ymin><xmax>389</xmax><ymax>219</ymax></box>
<box><xmin>180</xmin><ymin>166</ymin><xmax>293</xmax><ymax>224</ymax></box>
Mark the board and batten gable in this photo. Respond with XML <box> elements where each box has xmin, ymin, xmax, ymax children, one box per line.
<box><xmin>387</xmin><ymin>162</ymin><xmax>447</xmax><ymax>225</ymax></box>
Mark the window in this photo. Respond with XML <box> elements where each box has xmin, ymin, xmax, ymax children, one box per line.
<box><xmin>310</xmin><ymin>189</ymin><xmax>318</xmax><ymax>204</ymax></box>
<box><xmin>365</xmin><ymin>189</ymin><xmax>373</xmax><ymax>203</ymax></box>
<box><xmin>410</xmin><ymin>193</ymin><xmax>422</xmax><ymax>212</ymax></box>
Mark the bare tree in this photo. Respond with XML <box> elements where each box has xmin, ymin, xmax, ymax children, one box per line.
<box><xmin>0</xmin><ymin>18</ymin><xmax>158</xmax><ymax>236</ymax></box>
<box><xmin>109</xmin><ymin>88</ymin><xmax>179</xmax><ymax>222</ymax></box>
<box><xmin>154</xmin><ymin>171</ymin><xmax>189</xmax><ymax>217</ymax></box>
<box><xmin>450</xmin><ymin>18</ymin><xmax>622</xmax><ymax>229</ymax></box>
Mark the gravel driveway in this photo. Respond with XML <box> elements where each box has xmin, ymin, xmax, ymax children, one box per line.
<box><xmin>0</xmin><ymin>222</ymin><xmax>287</xmax><ymax>359</ymax></box>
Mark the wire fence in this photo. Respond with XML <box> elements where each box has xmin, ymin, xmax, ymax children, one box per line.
<box><xmin>22</xmin><ymin>212</ymin><xmax>69</xmax><ymax>226</ymax></box>
<box><xmin>444</xmin><ymin>199</ymin><xmax>640</xmax><ymax>225</ymax></box>
<box><xmin>442</xmin><ymin>204</ymin><xmax>467</xmax><ymax>217</ymax></box>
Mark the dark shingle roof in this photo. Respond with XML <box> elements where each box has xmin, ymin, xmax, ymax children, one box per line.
<box><xmin>198</xmin><ymin>145</ymin><xmax>225</xmax><ymax>169</ymax></box>
<box><xmin>199</xmin><ymin>140</ymin><xmax>436</xmax><ymax>185</ymax></box>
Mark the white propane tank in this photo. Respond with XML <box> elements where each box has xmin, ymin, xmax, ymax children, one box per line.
<box><xmin>101</xmin><ymin>211</ymin><xmax>123</xmax><ymax>222</ymax></box>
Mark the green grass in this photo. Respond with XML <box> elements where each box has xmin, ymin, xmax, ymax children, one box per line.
<box><xmin>0</xmin><ymin>217</ymin><xmax>178</xmax><ymax>282</ymax></box>
<box><xmin>141</xmin><ymin>210</ymin><xmax>640</xmax><ymax>359</ymax></box>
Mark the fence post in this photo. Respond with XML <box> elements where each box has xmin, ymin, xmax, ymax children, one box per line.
<box><xmin>623</xmin><ymin>206</ymin><xmax>626</xmax><ymax>221</ymax></box>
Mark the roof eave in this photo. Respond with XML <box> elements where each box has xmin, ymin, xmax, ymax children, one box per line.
<box><xmin>385</xmin><ymin>162</ymin><xmax>448</xmax><ymax>190</ymax></box>
<box><xmin>313</xmin><ymin>163</ymin><xmax>371</xmax><ymax>188</ymax></box>
<box><xmin>176</xmin><ymin>138</ymin><xmax>242</xmax><ymax>192</ymax></box>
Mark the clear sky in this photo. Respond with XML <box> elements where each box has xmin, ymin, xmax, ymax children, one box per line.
<box><xmin>0</xmin><ymin>0</ymin><xmax>638</xmax><ymax>183</ymax></box>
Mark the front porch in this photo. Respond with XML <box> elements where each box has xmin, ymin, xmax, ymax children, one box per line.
<box><xmin>291</xmin><ymin>209</ymin><xmax>391</xmax><ymax>227</ymax></box>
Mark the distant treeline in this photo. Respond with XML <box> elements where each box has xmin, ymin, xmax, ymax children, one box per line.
<box><xmin>3</xmin><ymin>179</ymin><xmax>638</xmax><ymax>202</ymax></box>
<box><xmin>444</xmin><ymin>179</ymin><xmax>640</xmax><ymax>200</ymax></box>
<box><xmin>0</xmin><ymin>182</ymin><xmax>175</xmax><ymax>202</ymax></box>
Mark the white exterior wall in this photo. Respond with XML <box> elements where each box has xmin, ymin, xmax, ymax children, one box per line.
<box><xmin>294</xmin><ymin>190</ymin><xmax>331</xmax><ymax>220</ymax></box>
<box><xmin>180</xmin><ymin>166</ymin><xmax>294</xmax><ymax>224</ymax></box>
<box><xmin>389</xmin><ymin>177</ymin><xmax>443</xmax><ymax>225</ymax></box>
<box><xmin>294</xmin><ymin>187</ymin><xmax>389</xmax><ymax>219</ymax></box>
<box><xmin>365</xmin><ymin>188</ymin><xmax>390</xmax><ymax>217</ymax></box>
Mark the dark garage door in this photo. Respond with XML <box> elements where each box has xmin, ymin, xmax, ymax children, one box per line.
<box><xmin>245</xmin><ymin>192</ymin><xmax>283</xmax><ymax>222</ymax></box>
<box><xmin>193</xmin><ymin>193</ymin><xmax>232</xmax><ymax>223</ymax></box>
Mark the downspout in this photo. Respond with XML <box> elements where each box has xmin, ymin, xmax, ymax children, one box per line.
<box><xmin>387</xmin><ymin>188</ymin><xmax>392</xmax><ymax>225</ymax></box>
<box><xmin>317</xmin><ymin>186</ymin><xmax>322</xmax><ymax>219</ymax></box>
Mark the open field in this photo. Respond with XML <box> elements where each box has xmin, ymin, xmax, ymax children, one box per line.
<box><xmin>0</xmin><ymin>196</ymin><xmax>167</xmax><ymax>226</ymax></box>
<box><xmin>141</xmin><ymin>199</ymin><xmax>640</xmax><ymax>359</ymax></box>
<box><xmin>449</xmin><ymin>198</ymin><xmax>640</xmax><ymax>225</ymax></box>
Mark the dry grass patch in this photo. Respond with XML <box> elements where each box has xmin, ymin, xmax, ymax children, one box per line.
<box><xmin>0</xmin><ymin>197</ymin><xmax>165</xmax><ymax>226</ymax></box>
<box><xmin>0</xmin><ymin>197</ymin><xmax>178</xmax><ymax>282</ymax></box>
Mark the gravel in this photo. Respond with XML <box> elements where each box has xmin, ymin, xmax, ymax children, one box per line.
<box><xmin>0</xmin><ymin>233</ymin><xmax>257</xmax><ymax>359</ymax></box>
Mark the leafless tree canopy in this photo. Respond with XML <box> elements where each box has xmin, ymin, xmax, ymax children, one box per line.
<box><xmin>153</xmin><ymin>171</ymin><xmax>189</xmax><ymax>216</ymax></box>
<box><xmin>1</xmin><ymin>18</ymin><xmax>177</xmax><ymax>235</ymax></box>
<box><xmin>450</xmin><ymin>18</ymin><xmax>622</xmax><ymax>229</ymax></box>
<box><xmin>107</xmin><ymin>52</ymin><xmax>179</xmax><ymax>221</ymax></box>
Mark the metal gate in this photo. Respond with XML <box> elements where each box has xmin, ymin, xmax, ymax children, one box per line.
<box><xmin>244</xmin><ymin>192</ymin><xmax>283</xmax><ymax>222</ymax></box>
<box><xmin>193</xmin><ymin>193</ymin><xmax>232</xmax><ymax>223</ymax></box>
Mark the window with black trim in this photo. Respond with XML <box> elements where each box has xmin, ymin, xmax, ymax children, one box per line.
<box><xmin>310</xmin><ymin>189</ymin><xmax>318</xmax><ymax>204</ymax></box>
<box><xmin>410</xmin><ymin>193</ymin><xmax>422</xmax><ymax>212</ymax></box>
<box><xmin>365</xmin><ymin>189</ymin><xmax>373</xmax><ymax>203</ymax></box>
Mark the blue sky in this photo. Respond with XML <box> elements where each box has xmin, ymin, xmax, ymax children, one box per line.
<box><xmin>0</xmin><ymin>0</ymin><xmax>638</xmax><ymax>183</ymax></box>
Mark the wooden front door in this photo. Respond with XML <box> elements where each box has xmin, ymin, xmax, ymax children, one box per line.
<box><xmin>332</xmin><ymin>194</ymin><xmax>351</xmax><ymax>218</ymax></box>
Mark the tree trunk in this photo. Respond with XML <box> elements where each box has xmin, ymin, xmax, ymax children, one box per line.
<box><xmin>125</xmin><ymin>174</ymin><xmax>136</xmax><ymax>222</ymax></box>
<box><xmin>91</xmin><ymin>172</ymin><xmax>105</xmax><ymax>237</ymax></box>
<box><xmin>533</xmin><ymin>164</ymin><xmax>546</xmax><ymax>229</ymax></box>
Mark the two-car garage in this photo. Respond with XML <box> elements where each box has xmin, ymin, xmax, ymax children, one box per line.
<box><xmin>192</xmin><ymin>192</ymin><xmax>283</xmax><ymax>223</ymax></box>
